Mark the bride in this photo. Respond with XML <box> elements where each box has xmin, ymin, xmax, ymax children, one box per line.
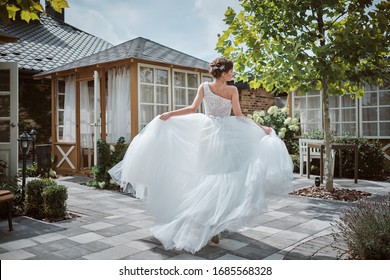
<box><xmin>109</xmin><ymin>57</ymin><xmax>293</xmax><ymax>254</ymax></box>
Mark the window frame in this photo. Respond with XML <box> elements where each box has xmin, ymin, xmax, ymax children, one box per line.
<box><xmin>138</xmin><ymin>63</ymin><xmax>171</xmax><ymax>131</ymax></box>
<box><xmin>172</xmin><ymin>69</ymin><xmax>200</xmax><ymax>111</ymax></box>
<box><xmin>359</xmin><ymin>85</ymin><xmax>390</xmax><ymax>139</ymax></box>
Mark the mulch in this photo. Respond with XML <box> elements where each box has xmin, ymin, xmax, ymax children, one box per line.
<box><xmin>290</xmin><ymin>185</ymin><xmax>372</xmax><ymax>202</ymax></box>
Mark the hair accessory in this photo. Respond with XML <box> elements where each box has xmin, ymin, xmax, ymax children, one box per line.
<box><xmin>211</xmin><ymin>65</ymin><xmax>225</xmax><ymax>70</ymax></box>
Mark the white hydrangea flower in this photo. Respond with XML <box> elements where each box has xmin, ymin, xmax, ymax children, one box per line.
<box><xmin>98</xmin><ymin>181</ymin><xmax>106</xmax><ymax>188</ymax></box>
<box><xmin>280</xmin><ymin>127</ymin><xmax>287</xmax><ymax>133</ymax></box>
<box><xmin>292</xmin><ymin>118</ymin><xmax>298</xmax><ymax>124</ymax></box>
<box><xmin>110</xmin><ymin>145</ymin><xmax>115</xmax><ymax>152</ymax></box>
<box><xmin>278</xmin><ymin>131</ymin><xmax>285</xmax><ymax>139</ymax></box>
<box><xmin>281</xmin><ymin>107</ymin><xmax>289</xmax><ymax>114</ymax></box>
<box><xmin>267</xmin><ymin>105</ymin><xmax>278</xmax><ymax>115</ymax></box>
<box><xmin>284</xmin><ymin>117</ymin><xmax>292</xmax><ymax>125</ymax></box>
<box><xmin>259</xmin><ymin>110</ymin><xmax>266</xmax><ymax>117</ymax></box>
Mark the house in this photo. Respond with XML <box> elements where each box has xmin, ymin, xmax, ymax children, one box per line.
<box><xmin>33</xmin><ymin>37</ymin><xmax>211</xmax><ymax>175</ymax></box>
<box><xmin>0</xmin><ymin>5</ymin><xmax>113</xmax><ymax>179</ymax></box>
<box><xmin>287</xmin><ymin>87</ymin><xmax>390</xmax><ymax>166</ymax></box>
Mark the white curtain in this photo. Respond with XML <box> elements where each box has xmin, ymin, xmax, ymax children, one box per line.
<box><xmin>80</xmin><ymin>81</ymin><xmax>93</xmax><ymax>148</ymax></box>
<box><xmin>63</xmin><ymin>75</ymin><xmax>76</xmax><ymax>142</ymax></box>
<box><xmin>107</xmin><ymin>66</ymin><xmax>131</xmax><ymax>143</ymax></box>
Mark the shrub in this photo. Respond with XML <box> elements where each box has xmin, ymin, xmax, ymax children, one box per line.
<box><xmin>89</xmin><ymin>137</ymin><xmax>127</xmax><ymax>189</ymax></box>
<box><xmin>25</xmin><ymin>178</ymin><xmax>56</xmax><ymax>219</ymax></box>
<box><xmin>248</xmin><ymin>106</ymin><xmax>299</xmax><ymax>154</ymax></box>
<box><xmin>333</xmin><ymin>136</ymin><xmax>386</xmax><ymax>180</ymax></box>
<box><xmin>42</xmin><ymin>184</ymin><xmax>68</xmax><ymax>221</ymax></box>
<box><xmin>301</xmin><ymin>129</ymin><xmax>386</xmax><ymax>180</ymax></box>
<box><xmin>333</xmin><ymin>195</ymin><xmax>390</xmax><ymax>259</ymax></box>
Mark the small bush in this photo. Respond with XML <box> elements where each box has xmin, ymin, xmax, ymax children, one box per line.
<box><xmin>42</xmin><ymin>184</ymin><xmax>68</xmax><ymax>221</ymax></box>
<box><xmin>89</xmin><ymin>137</ymin><xmax>127</xmax><ymax>189</ymax></box>
<box><xmin>25</xmin><ymin>178</ymin><xmax>57</xmax><ymax>219</ymax></box>
<box><xmin>333</xmin><ymin>195</ymin><xmax>390</xmax><ymax>259</ymax></box>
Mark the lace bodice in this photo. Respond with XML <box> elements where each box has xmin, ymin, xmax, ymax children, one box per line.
<box><xmin>203</xmin><ymin>82</ymin><xmax>232</xmax><ymax>117</ymax></box>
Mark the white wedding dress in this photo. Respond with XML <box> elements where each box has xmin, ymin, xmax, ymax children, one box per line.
<box><xmin>109</xmin><ymin>82</ymin><xmax>293</xmax><ymax>253</ymax></box>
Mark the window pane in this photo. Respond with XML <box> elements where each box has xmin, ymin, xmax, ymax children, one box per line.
<box><xmin>156</xmin><ymin>86</ymin><xmax>169</xmax><ymax>104</ymax></box>
<box><xmin>202</xmin><ymin>76</ymin><xmax>212</xmax><ymax>83</ymax></box>
<box><xmin>0</xmin><ymin>69</ymin><xmax>10</xmax><ymax>91</ymax></box>
<box><xmin>362</xmin><ymin>122</ymin><xmax>377</xmax><ymax>136</ymax></box>
<box><xmin>342</xmin><ymin>108</ymin><xmax>356</xmax><ymax>122</ymax></box>
<box><xmin>379</xmin><ymin>91</ymin><xmax>390</xmax><ymax>106</ymax></box>
<box><xmin>58</xmin><ymin>127</ymin><xmax>63</xmax><ymax>140</ymax></box>
<box><xmin>306</xmin><ymin>123</ymin><xmax>320</xmax><ymax>130</ymax></box>
<box><xmin>140</xmin><ymin>67</ymin><xmax>154</xmax><ymax>83</ymax></box>
<box><xmin>187</xmin><ymin>74</ymin><xmax>198</xmax><ymax>88</ymax></box>
<box><xmin>362</xmin><ymin>108</ymin><xmax>377</xmax><ymax>121</ymax></box>
<box><xmin>342</xmin><ymin>95</ymin><xmax>354</xmax><ymax>107</ymax></box>
<box><xmin>328</xmin><ymin>96</ymin><xmax>339</xmax><ymax>108</ymax></box>
<box><xmin>175</xmin><ymin>88</ymin><xmax>186</xmax><ymax>105</ymax></box>
<box><xmin>306</xmin><ymin>110</ymin><xmax>320</xmax><ymax>123</ymax></box>
<box><xmin>174</xmin><ymin>72</ymin><xmax>186</xmax><ymax>87</ymax></box>
<box><xmin>379</xmin><ymin>107</ymin><xmax>390</xmax><ymax>121</ymax></box>
<box><xmin>0</xmin><ymin>95</ymin><xmax>10</xmax><ymax>117</ymax></box>
<box><xmin>341</xmin><ymin>123</ymin><xmax>356</xmax><ymax>135</ymax></box>
<box><xmin>188</xmin><ymin>89</ymin><xmax>197</xmax><ymax>103</ymax></box>
<box><xmin>58</xmin><ymin>94</ymin><xmax>65</xmax><ymax>109</ymax></box>
<box><xmin>58</xmin><ymin>80</ymin><xmax>65</xmax><ymax>93</ymax></box>
<box><xmin>140</xmin><ymin>105</ymin><xmax>154</xmax><ymax>123</ymax></box>
<box><xmin>294</xmin><ymin>98</ymin><xmax>306</xmax><ymax>109</ymax></box>
<box><xmin>307</xmin><ymin>96</ymin><xmax>320</xmax><ymax>108</ymax></box>
<box><xmin>0</xmin><ymin>120</ymin><xmax>10</xmax><ymax>142</ymax></box>
<box><xmin>156</xmin><ymin>69</ymin><xmax>168</xmax><ymax>85</ymax></box>
<box><xmin>156</xmin><ymin>105</ymin><xmax>169</xmax><ymax>115</ymax></box>
<box><xmin>58</xmin><ymin>111</ymin><xmax>64</xmax><ymax>125</ymax></box>
<box><xmin>140</xmin><ymin>85</ymin><xmax>154</xmax><ymax>103</ymax></box>
<box><xmin>330</xmin><ymin>122</ymin><xmax>339</xmax><ymax>133</ymax></box>
<box><xmin>329</xmin><ymin>109</ymin><xmax>339</xmax><ymax>122</ymax></box>
<box><xmin>365</xmin><ymin>83</ymin><xmax>377</xmax><ymax>92</ymax></box>
<box><xmin>361</xmin><ymin>92</ymin><xmax>377</xmax><ymax>106</ymax></box>
<box><xmin>379</xmin><ymin>122</ymin><xmax>390</xmax><ymax>136</ymax></box>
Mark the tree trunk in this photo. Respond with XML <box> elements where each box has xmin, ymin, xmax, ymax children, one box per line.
<box><xmin>321</xmin><ymin>77</ymin><xmax>334</xmax><ymax>191</ymax></box>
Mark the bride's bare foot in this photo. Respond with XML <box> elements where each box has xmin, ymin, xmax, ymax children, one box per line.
<box><xmin>211</xmin><ymin>234</ymin><xmax>220</xmax><ymax>244</ymax></box>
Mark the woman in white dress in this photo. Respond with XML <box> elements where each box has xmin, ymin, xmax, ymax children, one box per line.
<box><xmin>109</xmin><ymin>57</ymin><xmax>293</xmax><ymax>254</ymax></box>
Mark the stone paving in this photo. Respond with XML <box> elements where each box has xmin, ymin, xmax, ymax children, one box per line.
<box><xmin>0</xmin><ymin>175</ymin><xmax>389</xmax><ymax>260</ymax></box>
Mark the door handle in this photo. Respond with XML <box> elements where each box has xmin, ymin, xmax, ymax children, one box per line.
<box><xmin>10</xmin><ymin>122</ymin><xmax>16</xmax><ymax>127</ymax></box>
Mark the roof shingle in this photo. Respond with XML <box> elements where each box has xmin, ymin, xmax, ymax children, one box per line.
<box><xmin>0</xmin><ymin>14</ymin><xmax>113</xmax><ymax>72</ymax></box>
<box><xmin>35</xmin><ymin>37</ymin><xmax>211</xmax><ymax>77</ymax></box>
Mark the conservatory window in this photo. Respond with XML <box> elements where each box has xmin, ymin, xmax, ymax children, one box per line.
<box><xmin>173</xmin><ymin>70</ymin><xmax>199</xmax><ymax>110</ymax></box>
<box><xmin>138</xmin><ymin>65</ymin><xmax>170</xmax><ymax>130</ymax></box>
<box><xmin>360</xmin><ymin>84</ymin><xmax>390</xmax><ymax>138</ymax></box>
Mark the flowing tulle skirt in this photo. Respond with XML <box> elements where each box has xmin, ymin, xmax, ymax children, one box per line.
<box><xmin>109</xmin><ymin>114</ymin><xmax>293</xmax><ymax>253</ymax></box>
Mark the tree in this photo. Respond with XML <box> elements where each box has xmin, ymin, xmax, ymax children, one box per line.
<box><xmin>217</xmin><ymin>0</ymin><xmax>389</xmax><ymax>191</ymax></box>
<box><xmin>0</xmin><ymin>0</ymin><xmax>69</xmax><ymax>24</ymax></box>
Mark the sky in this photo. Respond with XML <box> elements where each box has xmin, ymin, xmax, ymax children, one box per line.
<box><xmin>63</xmin><ymin>0</ymin><xmax>242</xmax><ymax>63</ymax></box>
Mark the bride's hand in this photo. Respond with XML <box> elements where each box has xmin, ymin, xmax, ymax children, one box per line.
<box><xmin>159</xmin><ymin>112</ymin><xmax>172</xmax><ymax>121</ymax></box>
<box><xmin>262</xmin><ymin>126</ymin><xmax>272</xmax><ymax>135</ymax></box>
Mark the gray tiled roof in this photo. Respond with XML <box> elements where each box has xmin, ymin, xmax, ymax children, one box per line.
<box><xmin>35</xmin><ymin>37</ymin><xmax>210</xmax><ymax>77</ymax></box>
<box><xmin>0</xmin><ymin>15</ymin><xmax>113</xmax><ymax>72</ymax></box>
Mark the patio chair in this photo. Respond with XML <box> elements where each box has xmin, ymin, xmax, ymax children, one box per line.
<box><xmin>299</xmin><ymin>138</ymin><xmax>335</xmax><ymax>177</ymax></box>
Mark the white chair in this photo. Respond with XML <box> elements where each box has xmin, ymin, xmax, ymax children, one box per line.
<box><xmin>299</xmin><ymin>138</ymin><xmax>335</xmax><ymax>178</ymax></box>
<box><xmin>299</xmin><ymin>139</ymin><xmax>324</xmax><ymax>176</ymax></box>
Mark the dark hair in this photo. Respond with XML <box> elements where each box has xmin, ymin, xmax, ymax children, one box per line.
<box><xmin>209</xmin><ymin>57</ymin><xmax>233</xmax><ymax>78</ymax></box>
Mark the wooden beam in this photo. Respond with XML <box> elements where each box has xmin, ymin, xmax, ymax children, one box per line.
<box><xmin>130</xmin><ymin>62</ymin><xmax>138</xmax><ymax>139</ymax></box>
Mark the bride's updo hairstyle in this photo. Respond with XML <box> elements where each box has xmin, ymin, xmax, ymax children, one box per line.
<box><xmin>209</xmin><ymin>57</ymin><xmax>233</xmax><ymax>78</ymax></box>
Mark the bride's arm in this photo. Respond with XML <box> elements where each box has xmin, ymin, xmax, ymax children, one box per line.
<box><xmin>231</xmin><ymin>88</ymin><xmax>272</xmax><ymax>135</ymax></box>
<box><xmin>160</xmin><ymin>84</ymin><xmax>205</xmax><ymax>121</ymax></box>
